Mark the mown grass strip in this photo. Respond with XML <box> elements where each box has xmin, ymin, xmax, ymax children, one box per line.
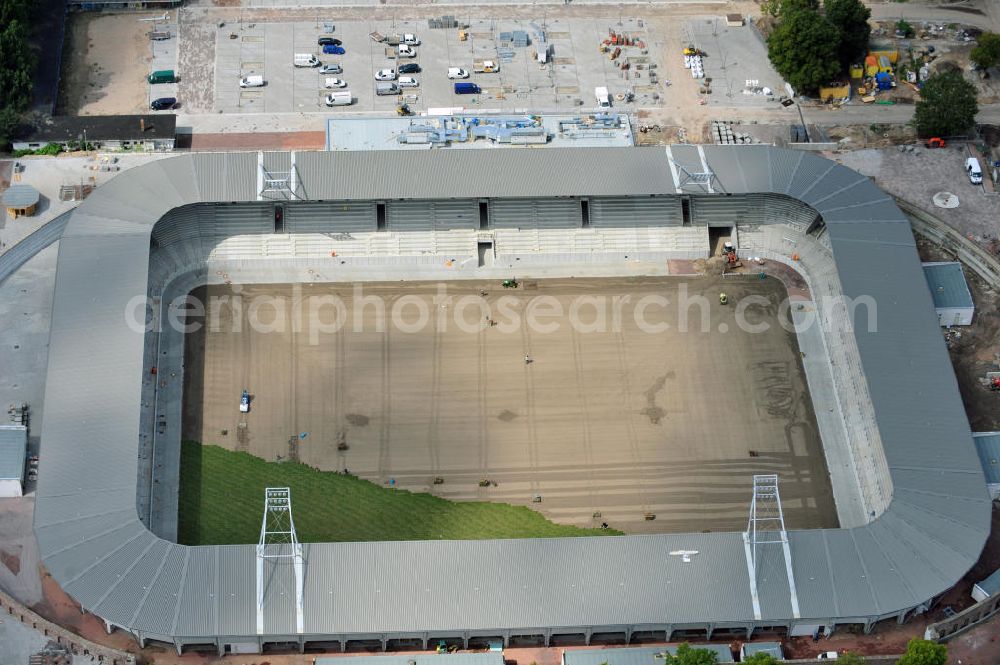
<box><xmin>177</xmin><ymin>441</ymin><xmax>621</xmax><ymax>544</ymax></box>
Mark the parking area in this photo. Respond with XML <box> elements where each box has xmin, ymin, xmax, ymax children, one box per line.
<box><xmin>211</xmin><ymin>17</ymin><xmax>664</xmax><ymax>114</ymax></box>
<box><xmin>147</xmin><ymin>22</ymin><xmax>181</xmax><ymax>111</ymax></box>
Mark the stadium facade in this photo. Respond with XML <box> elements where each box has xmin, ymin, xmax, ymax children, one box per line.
<box><xmin>34</xmin><ymin>147</ymin><xmax>990</xmax><ymax>655</ymax></box>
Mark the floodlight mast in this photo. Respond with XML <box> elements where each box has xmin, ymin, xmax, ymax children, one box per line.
<box><xmin>256</xmin><ymin>487</ymin><xmax>304</xmax><ymax>635</ymax></box>
<box><xmin>742</xmin><ymin>474</ymin><xmax>800</xmax><ymax>621</ymax></box>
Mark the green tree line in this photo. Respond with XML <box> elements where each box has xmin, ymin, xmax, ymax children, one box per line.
<box><xmin>0</xmin><ymin>0</ymin><xmax>38</xmax><ymax>148</ymax></box>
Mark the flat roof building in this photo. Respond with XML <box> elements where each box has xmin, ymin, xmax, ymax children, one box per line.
<box><xmin>563</xmin><ymin>644</ymin><xmax>736</xmax><ymax>665</ymax></box>
<box><xmin>972</xmin><ymin>432</ymin><xmax>1000</xmax><ymax>499</ymax></box>
<box><xmin>318</xmin><ymin>655</ymin><xmax>504</xmax><ymax>665</ymax></box>
<box><xmin>923</xmin><ymin>262</ymin><xmax>974</xmax><ymax>326</ymax></box>
<box><xmin>0</xmin><ymin>425</ymin><xmax>27</xmax><ymax>497</ymax></box>
<box><xmin>12</xmin><ymin>115</ymin><xmax>176</xmax><ymax>152</ymax></box>
<box><xmin>740</xmin><ymin>642</ymin><xmax>784</xmax><ymax>661</ymax></box>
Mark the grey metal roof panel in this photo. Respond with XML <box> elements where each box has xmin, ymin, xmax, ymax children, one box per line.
<box><xmin>786</xmin><ymin>154</ymin><xmax>836</xmax><ymax>201</ymax></box>
<box><xmin>34</xmin><ymin>509</ymin><xmax>136</xmax><ymax>554</ymax></box>
<box><xmin>44</xmin><ymin>520</ymin><xmax>147</xmax><ymax>592</ymax></box>
<box><xmin>221</xmin><ymin>545</ymin><xmax>258</xmax><ymax>636</ymax></box>
<box><xmin>296</xmin><ymin>148</ymin><xmax>674</xmax><ymax>201</ymax></box>
<box><xmin>101</xmin><ymin>538</ymin><xmax>172</xmax><ymax>623</ymax></box>
<box><xmin>923</xmin><ymin>262</ymin><xmax>974</xmax><ymax>310</ymax></box>
<box><xmin>754</xmin><ymin>545</ymin><xmax>794</xmax><ymax>621</ymax></box>
<box><xmin>821</xmin><ymin>198</ymin><xmax>912</xmax><ymax>223</ymax></box>
<box><xmin>786</xmin><ymin>530</ymin><xmax>838</xmax><ymax>619</ymax></box>
<box><xmin>731</xmin><ymin>145</ymin><xmax>776</xmax><ymax>192</ymax></box>
<box><xmin>85</xmin><ymin>531</ymin><xmax>161</xmax><ymax>619</ymax></box>
<box><xmin>823</xmin><ymin>530</ymin><xmax>879</xmax><ymax>616</ymax></box>
<box><xmin>133</xmin><ymin>545</ymin><xmax>186</xmax><ymax>633</ymax></box>
<box><xmin>0</xmin><ymin>426</ymin><xmax>26</xmax><ymax>480</ymax></box>
<box><xmin>772</xmin><ymin>150</ymin><xmax>805</xmax><ymax>195</ymax></box>
<box><xmin>175</xmin><ymin>547</ymin><xmax>217</xmax><ymax>637</ymax></box>
<box><xmin>874</xmin><ymin>511</ymin><xmax>957</xmax><ymax>591</ymax></box>
<box><xmin>973</xmin><ymin>433</ymin><xmax>1000</xmax><ymax>484</ymax></box>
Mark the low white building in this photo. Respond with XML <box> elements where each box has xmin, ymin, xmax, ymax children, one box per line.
<box><xmin>0</xmin><ymin>425</ymin><xmax>27</xmax><ymax>497</ymax></box>
<box><xmin>923</xmin><ymin>262</ymin><xmax>975</xmax><ymax>326</ymax></box>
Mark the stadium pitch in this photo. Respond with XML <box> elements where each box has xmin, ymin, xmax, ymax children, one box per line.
<box><xmin>181</xmin><ymin>275</ymin><xmax>837</xmax><ymax>537</ymax></box>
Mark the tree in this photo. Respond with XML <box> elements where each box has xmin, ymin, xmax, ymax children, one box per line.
<box><xmin>896</xmin><ymin>639</ymin><xmax>946</xmax><ymax>665</ymax></box>
<box><xmin>662</xmin><ymin>643</ymin><xmax>718</xmax><ymax>665</ymax></box>
<box><xmin>837</xmin><ymin>653</ymin><xmax>868</xmax><ymax>665</ymax></box>
<box><xmin>971</xmin><ymin>32</ymin><xmax>1000</xmax><ymax>71</ymax></box>
<box><xmin>762</xmin><ymin>0</ymin><xmax>819</xmax><ymax>17</ymax></box>
<box><xmin>741</xmin><ymin>653</ymin><xmax>777</xmax><ymax>665</ymax></box>
<box><xmin>767</xmin><ymin>9</ymin><xmax>842</xmax><ymax>94</ymax></box>
<box><xmin>825</xmin><ymin>0</ymin><xmax>871</xmax><ymax>68</ymax></box>
<box><xmin>914</xmin><ymin>71</ymin><xmax>979</xmax><ymax>137</ymax></box>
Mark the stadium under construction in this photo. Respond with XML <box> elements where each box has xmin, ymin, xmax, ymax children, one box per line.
<box><xmin>34</xmin><ymin>146</ymin><xmax>991</xmax><ymax>654</ymax></box>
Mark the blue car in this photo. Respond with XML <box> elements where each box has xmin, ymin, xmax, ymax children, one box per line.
<box><xmin>323</xmin><ymin>44</ymin><xmax>346</xmax><ymax>55</ymax></box>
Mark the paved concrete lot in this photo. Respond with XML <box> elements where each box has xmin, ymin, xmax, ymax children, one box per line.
<box><xmin>147</xmin><ymin>21</ymin><xmax>180</xmax><ymax>111</ymax></box>
<box><xmin>212</xmin><ymin>17</ymin><xmax>663</xmax><ymax>114</ymax></box>
<box><xmin>182</xmin><ymin>276</ymin><xmax>837</xmax><ymax>535</ymax></box>
<box><xmin>684</xmin><ymin>16</ymin><xmax>784</xmax><ymax>108</ymax></box>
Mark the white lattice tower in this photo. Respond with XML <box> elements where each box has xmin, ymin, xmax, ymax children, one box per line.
<box><xmin>742</xmin><ymin>474</ymin><xmax>800</xmax><ymax>620</ymax></box>
<box><xmin>256</xmin><ymin>487</ymin><xmax>304</xmax><ymax>635</ymax></box>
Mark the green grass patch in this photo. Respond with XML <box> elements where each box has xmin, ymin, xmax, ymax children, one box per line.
<box><xmin>177</xmin><ymin>441</ymin><xmax>621</xmax><ymax>544</ymax></box>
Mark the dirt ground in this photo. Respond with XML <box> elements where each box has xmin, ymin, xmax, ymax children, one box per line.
<box><xmin>181</xmin><ymin>275</ymin><xmax>837</xmax><ymax>535</ymax></box>
<box><xmin>56</xmin><ymin>13</ymin><xmax>151</xmax><ymax>115</ymax></box>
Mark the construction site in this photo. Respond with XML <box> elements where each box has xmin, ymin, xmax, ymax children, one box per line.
<box><xmin>26</xmin><ymin>146</ymin><xmax>991</xmax><ymax>655</ymax></box>
<box><xmin>180</xmin><ymin>275</ymin><xmax>837</xmax><ymax>536</ymax></box>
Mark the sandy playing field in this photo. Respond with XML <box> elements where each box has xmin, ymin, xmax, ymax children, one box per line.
<box><xmin>57</xmin><ymin>13</ymin><xmax>151</xmax><ymax>115</ymax></box>
<box><xmin>182</xmin><ymin>275</ymin><xmax>838</xmax><ymax>535</ymax></box>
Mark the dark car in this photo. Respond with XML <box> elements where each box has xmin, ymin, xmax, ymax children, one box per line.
<box><xmin>398</xmin><ymin>63</ymin><xmax>421</xmax><ymax>74</ymax></box>
<box><xmin>150</xmin><ymin>97</ymin><xmax>177</xmax><ymax>110</ymax></box>
<box><xmin>317</xmin><ymin>37</ymin><xmax>342</xmax><ymax>46</ymax></box>
<box><xmin>322</xmin><ymin>44</ymin><xmax>346</xmax><ymax>55</ymax></box>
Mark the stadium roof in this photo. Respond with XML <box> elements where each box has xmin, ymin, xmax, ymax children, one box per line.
<box><xmin>923</xmin><ymin>262</ymin><xmax>974</xmax><ymax>310</ymax></box>
<box><xmin>0</xmin><ymin>425</ymin><xmax>27</xmax><ymax>482</ymax></box>
<box><xmin>33</xmin><ymin>147</ymin><xmax>991</xmax><ymax>645</ymax></box>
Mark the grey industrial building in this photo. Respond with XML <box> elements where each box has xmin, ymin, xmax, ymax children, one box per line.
<box><xmin>34</xmin><ymin>147</ymin><xmax>991</xmax><ymax>655</ymax></box>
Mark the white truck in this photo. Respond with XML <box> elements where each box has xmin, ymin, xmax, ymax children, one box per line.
<box><xmin>325</xmin><ymin>91</ymin><xmax>353</xmax><ymax>106</ymax></box>
<box><xmin>595</xmin><ymin>86</ymin><xmax>611</xmax><ymax>108</ymax></box>
<box><xmin>239</xmin><ymin>75</ymin><xmax>265</xmax><ymax>88</ymax></box>
<box><xmin>293</xmin><ymin>53</ymin><xmax>321</xmax><ymax>68</ymax></box>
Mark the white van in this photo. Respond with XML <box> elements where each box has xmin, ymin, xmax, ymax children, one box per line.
<box><xmin>595</xmin><ymin>86</ymin><xmax>611</xmax><ymax>107</ymax></box>
<box><xmin>239</xmin><ymin>75</ymin><xmax>265</xmax><ymax>88</ymax></box>
<box><xmin>325</xmin><ymin>91</ymin><xmax>353</xmax><ymax>106</ymax></box>
<box><xmin>294</xmin><ymin>53</ymin><xmax>320</xmax><ymax>68</ymax></box>
<box><xmin>402</xmin><ymin>33</ymin><xmax>420</xmax><ymax>45</ymax></box>
<box><xmin>398</xmin><ymin>44</ymin><xmax>417</xmax><ymax>58</ymax></box>
<box><xmin>966</xmin><ymin>157</ymin><xmax>983</xmax><ymax>184</ymax></box>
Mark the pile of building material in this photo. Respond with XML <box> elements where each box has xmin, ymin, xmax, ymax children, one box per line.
<box><xmin>428</xmin><ymin>15</ymin><xmax>460</xmax><ymax>29</ymax></box>
<box><xmin>711</xmin><ymin>121</ymin><xmax>756</xmax><ymax>145</ymax></box>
